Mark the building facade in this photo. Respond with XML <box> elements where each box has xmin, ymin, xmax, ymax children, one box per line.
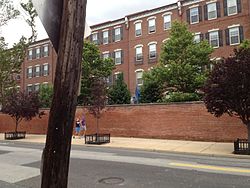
<box><xmin>89</xmin><ymin>0</ymin><xmax>250</xmax><ymax>95</ymax></box>
<box><xmin>19</xmin><ymin>0</ymin><xmax>250</xmax><ymax>95</ymax></box>
<box><xmin>18</xmin><ymin>39</ymin><xmax>57</xmax><ymax>92</ymax></box>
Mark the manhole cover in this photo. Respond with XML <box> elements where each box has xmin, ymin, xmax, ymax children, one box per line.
<box><xmin>98</xmin><ymin>177</ymin><xmax>124</xmax><ymax>185</ymax></box>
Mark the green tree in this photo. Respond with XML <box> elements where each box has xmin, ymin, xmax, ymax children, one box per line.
<box><xmin>203</xmin><ymin>45</ymin><xmax>250</xmax><ymax>142</ymax></box>
<box><xmin>39</xmin><ymin>84</ymin><xmax>53</xmax><ymax>108</ymax></box>
<box><xmin>0</xmin><ymin>0</ymin><xmax>37</xmax><ymax>106</ymax></box>
<box><xmin>141</xmin><ymin>21</ymin><xmax>213</xmax><ymax>103</ymax></box>
<box><xmin>78</xmin><ymin>41</ymin><xmax>115</xmax><ymax>105</ymax></box>
<box><xmin>108</xmin><ymin>74</ymin><xmax>131</xmax><ymax>105</ymax></box>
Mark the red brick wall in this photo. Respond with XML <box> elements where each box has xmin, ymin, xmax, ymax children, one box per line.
<box><xmin>0</xmin><ymin>102</ymin><xmax>247</xmax><ymax>142</ymax></box>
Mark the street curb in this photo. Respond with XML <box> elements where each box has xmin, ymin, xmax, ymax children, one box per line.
<box><xmin>1</xmin><ymin>139</ymin><xmax>250</xmax><ymax>160</ymax></box>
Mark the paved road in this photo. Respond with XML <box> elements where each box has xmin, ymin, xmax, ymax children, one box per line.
<box><xmin>0</xmin><ymin>141</ymin><xmax>250</xmax><ymax>188</ymax></box>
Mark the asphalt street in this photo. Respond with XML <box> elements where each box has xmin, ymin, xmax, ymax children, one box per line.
<box><xmin>0</xmin><ymin>141</ymin><xmax>250</xmax><ymax>188</ymax></box>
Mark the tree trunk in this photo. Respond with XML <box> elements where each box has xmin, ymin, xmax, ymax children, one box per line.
<box><xmin>41</xmin><ymin>0</ymin><xmax>87</xmax><ymax>187</ymax></box>
<box><xmin>15</xmin><ymin>119</ymin><xmax>18</xmax><ymax>133</ymax></box>
<box><xmin>248</xmin><ymin>125</ymin><xmax>250</xmax><ymax>143</ymax></box>
<box><xmin>96</xmin><ymin>117</ymin><xmax>99</xmax><ymax>135</ymax></box>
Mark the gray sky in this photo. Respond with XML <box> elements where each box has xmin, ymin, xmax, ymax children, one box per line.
<box><xmin>1</xmin><ymin>0</ymin><xmax>177</xmax><ymax>46</ymax></box>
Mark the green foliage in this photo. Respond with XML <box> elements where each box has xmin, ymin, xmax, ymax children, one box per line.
<box><xmin>78</xmin><ymin>41</ymin><xmax>115</xmax><ymax>105</ymax></box>
<box><xmin>0</xmin><ymin>0</ymin><xmax>37</xmax><ymax>106</ymax></box>
<box><xmin>38</xmin><ymin>84</ymin><xmax>53</xmax><ymax>108</ymax></box>
<box><xmin>239</xmin><ymin>40</ymin><xmax>250</xmax><ymax>49</ymax></box>
<box><xmin>0</xmin><ymin>0</ymin><xmax>20</xmax><ymax>27</ymax></box>
<box><xmin>108</xmin><ymin>74</ymin><xmax>131</xmax><ymax>105</ymax></box>
<box><xmin>162</xmin><ymin>92</ymin><xmax>200</xmax><ymax>103</ymax></box>
<box><xmin>203</xmin><ymin>47</ymin><xmax>250</xmax><ymax>141</ymax></box>
<box><xmin>141</xmin><ymin>21</ymin><xmax>213</xmax><ymax>103</ymax></box>
<box><xmin>140</xmin><ymin>78</ymin><xmax>163</xmax><ymax>103</ymax></box>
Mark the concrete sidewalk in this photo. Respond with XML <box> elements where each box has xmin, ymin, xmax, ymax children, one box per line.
<box><xmin>0</xmin><ymin>134</ymin><xmax>248</xmax><ymax>158</ymax></box>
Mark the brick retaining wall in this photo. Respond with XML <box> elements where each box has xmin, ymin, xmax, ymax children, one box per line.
<box><xmin>0</xmin><ymin>102</ymin><xmax>247</xmax><ymax>142</ymax></box>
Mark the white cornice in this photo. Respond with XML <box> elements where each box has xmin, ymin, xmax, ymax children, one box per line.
<box><xmin>129</xmin><ymin>5</ymin><xmax>178</xmax><ymax>22</ymax></box>
<box><xmin>91</xmin><ymin>20</ymin><xmax>125</xmax><ymax>32</ymax></box>
<box><xmin>183</xmin><ymin>0</ymin><xmax>204</xmax><ymax>7</ymax></box>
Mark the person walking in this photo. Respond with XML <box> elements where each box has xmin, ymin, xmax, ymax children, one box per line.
<box><xmin>73</xmin><ymin>117</ymin><xmax>81</xmax><ymax>138</ymax></box>
<box><xmin>81</xmin><ymin>114</ymin><xmax>87</xmax><ymax>138</ymax></box>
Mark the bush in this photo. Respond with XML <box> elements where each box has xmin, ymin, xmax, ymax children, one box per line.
<box><xmin>162</xmin><ymin>92</ymin><xmax>200</xmax><ymax>103</ymax></box>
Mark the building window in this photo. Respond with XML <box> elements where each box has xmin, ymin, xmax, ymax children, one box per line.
<box><xmin>114</xmin><ymin>50</ymin><xmax>122</xmax><ymax>65</ymax></box>
<box><xmin>27</xmin><ymin>85</ymin><xmax>33</xmax><ymax>94</ymax></box>
<box><xmin>43</xmin><ymin>82</ymin><xmax>49</xmax><ymax>87</ymax></box>
<box><xmin>28</xmin><ymin>49</ymin><xmax>33</xmax><ymax>60</ymax></box>
<box><xmin>136</xmin><ymin>71</ymin><xmax>143</xmax><ymax>86</ymax></box>
<box><xmin>163</xmin><ymin>14</ymin><xmax>171</xmax><ymax>30</ymax></box>
<box><xmin>92</xmin><ymin>33</ymin><xmax>98</xmax><ymax>44</ymax></box>
<box><xmin>103</xmin><ymin>31</ymin><xmax>109</xmax><ymax>44</ymax></box>
<box><xmin>135</xmin><ymin>46</ymin><xmax>143</xmax><ymax>61</ymax></box>
<box><xmin>229</xmin><ymin>27</ymin><xmax>240</xmax><ymax>45</ymax></box>
<box><xmin>209</xmin><ymin>31</ymin><xmax>219</xmax><ymax>48</ymax></box>
<box><xmin>148</xmin><ymin>18</ymin><xmax>156</xmax><ymax>33</ymax></box>
<box><xmin>114</xmin><ymin>27</ymin><xmax>121</xmax><ymax>42</ymax></box>
<box><xmin>114</xmin><ymin>72</ymin><xmax>122</xmax><ymax>82</ymax></box>
<box><xmin>190</xmin><ymin>7</ymin><xmax>199</xmax><ymax>24</ymax></box>
<box><xmin>135</xmin><ymin>22</ymin><xmax>142</xmax><ymax>36</ymax></box>
<box><xmin>34</xmin><ymin>84</ymin><xmax>40</xmax><ymax>92</ymax></box>
<box><xmin>27</xmin><ymin>67</ymin><xmax>33</xmax><ymax>78</ymax></box>
<box><xmin>207</xmin><ymin>3</ymin><xmax>217</xmax><ymax>20</ymax></box>
<box><xmin>35</xmin><ymin>65</ymin><xmax>40</xmax><ymax>77</ymax></box>
<box><xmin>43</xmin><ymin>45</ymin><xmax>49</xmax><ymax>57</ymax></box>
<box><xmin>43</xmin><ymin>64</ymin><xmax>49</xmax><ymax>76</ymax></box>
<box><xmin>148</xmin><ymin>43</ymin><xmax>156</xmax><ymax>59</ymax></box>
<box><xmin>103</xmin><ymin>52</ymin><xmax>109</xmax><ymax>59</ymax></box>
<box><xmin>227</xmin><ymin>0</ymin><xmax>237</xmax><ymax>15</ymax></box>
<box><xmin>194</xmin><ymin>34</ymin><xmax>201</xmax><ymax>43</ymax></box>
<box><xmin>36</xmin><ymin>48</ymin><xmax>40</xmax><ymax>59</ymax></box>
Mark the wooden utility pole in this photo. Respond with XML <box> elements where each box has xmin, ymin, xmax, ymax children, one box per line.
<box><xmin>41</xmin><ymin>0</ymin><xmax>87</xmax><ymax>187</ymax></box>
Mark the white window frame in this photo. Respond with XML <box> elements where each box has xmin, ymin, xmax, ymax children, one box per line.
<box><xmin>34</xmin><ymin>83</ymin><xmax>40</xmax><ymax>92</ymax></box>
<box><xmin>36</xmin><ymin>48</ymin><xmax>40</xmax><ymax>59</ymax></box>
<box><xmin>229</xmin><ymin>27</ymin><xmax>240</xmax><ymax>45</ymax></box>
<box><xmin>27</xmin><ymin>84</ymin><xmax>33</xmax><ymax>93</ymax></box>
<box><xmin>35</xmin><ymin>65</ymin><xmax>40</xmax><ymax>77</ymax></box>
<box><xmin>135</xmin><ymin>70</ymin><xmax>144</xmax><ymax>86</ymax></box>
<box><xmin>103</xmin><ymin>52</ymin><xmax>110</xmax><ymax>59</ymax></box>
<box><xmin>27</xmin><ymin>66</ymin><xmax>33</xmax><ymax>78</ymax></box>
<box><xmin>114</xmin><ymin>50</ymin><xmax>122</xmax><ymax>65</ymax></box>
<box><xmin>148</xmin><ymin>18</ymin><xmax>156</xmax><ymax>34</ymax></box>
<box><xmin>194</xmin><ymin>34</ymin><xmax>201</xmax><ymax>43</ymax></box>
<box><xmin>28</xmin><ymin>49</ymin><xmax>33</xmax><ymax>60</ymax></box>
<box><xmin>163</xmin><ymin>14</ymin><xmax>171</xmax><ymax>30</ymax></box>
<box><xmin>103</xmin><ymin>31</ymin><xmax>109</xmax><ymax>45</ymax></box>
<box><xmin>227</xmin><ymin>0</ymin><xmax>237</xmax><ymax>16</ymax></box>
<box><xmin>207</xmin><ymin>3</ymin><xmax>217</xmax><ymax>20</ymax></box>
<box><xmin>43</xmin><ymin>63</ymin><xmax>49</xmax><ymax>76</ymax></box>
<box><xmin>43</xmin><ymin>45</ymin><xmax>49</xmax><ymax>57</ymax></box>
<box><xmin>135</xmin><ymin>46</ymin><xmax>143</xmax><ymax>61</ymax></box>
<box><xmin>148</xmin><ymin>43</ymin><xmax>157</xmax><ymax>59</ymax></box>
<box><xmin>190</xmin><ymin>7</ymin><xmax>199</xmax><ymax>24</ymax></box>
<box><xmin>135</xmin><ymin>22</ymin><xmax>142</xmax><ymax>37</ymax></box>
<box><xmin>114</xmin><ymin>27</ymin><xmax>121</xmax><ymax>42</ymax></box>
<box><xmin>209</xmin><ymin>31</ymin><xmax>219</xmax><ymax>48</ymax></box>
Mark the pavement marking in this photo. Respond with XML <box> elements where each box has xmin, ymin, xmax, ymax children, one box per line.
<box><xmin>169</xmin><ymin>162</ymin><xmax>250</xmax><ymax>174</ymax></box>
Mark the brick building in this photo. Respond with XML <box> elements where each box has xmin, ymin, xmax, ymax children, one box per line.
<box><xmin>19</xmin><ymin>0</ymin><xmax>250</xmax><ymax>95</ymax></box>
<box><xmin>18</xmin><ymin>39</ymin><xmax>57</xmax><ymax>92</ymax></box>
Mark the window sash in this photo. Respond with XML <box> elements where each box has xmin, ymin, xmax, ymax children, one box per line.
<box><xmin>136</xmin><ymin>72</ymin><xmax>143</xmax><ymax>85</ymax></box>
<box><xmin>227</xmin><ymin>0</ymin><xmax>237</xmax><ymax>15</ymax></box>
<box><xmin>208</xmin><ymin>3</ymin><xmax>217</xmax><ymax>19</ymax></box>
<box><xmin>209</xmin><ymin>31</ymin><xmax>219</xmax><ymax>47</ymax></box>
<box><xmin>190</xmin><ymin>7</ymin><xmax>199</xmax><ymax>23</ymax></box>
<box><xmin>115</xmin><ymin>51</ymin><xmax>121</xmax><ymax>64</ymax></box>
<box><xmin>164</xmin><ymin>15</ymin><xmax>171</xmax><ymax>29</ymax></box>
<box><xmin>148</xmin><ymin>19</ymin><xmax>156</xmax><ymax>33</ymax></box>
<box><xmin>229</xmin><ymin>27</ymin><xmax>240</xmax><ymax>44</ymax></box>
<box><xmin>194</xmin><ymin>35</ymin><xmax>201</xmax><ymax>43</ymax></box>
<box><xmin>103</xmin><ymin>31</ymin><xmax>109</xmax><ymax>44</ymax></box>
